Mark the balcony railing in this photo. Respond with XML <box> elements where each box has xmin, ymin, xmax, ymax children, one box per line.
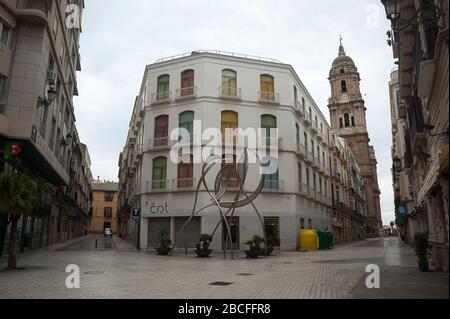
<box><xmin>176</xmin><ymin>86</ymin><xmax>197</xmax><ymax>100</ymax></box>
<box><xmin>263</xmin><ymin>180</ymin><xmax>284</xmax><ymax>192</ymax></box>
<box><xmin>143</xmin><ymin>137</ymin><xmax>175</xmax><ymax>151</ymax></box>
<box><xmin>306</xmin><ymin>151</ymin><xmax>314</xmax><ymax>164</ymax></box>
<box><xmin>173</xmin><ymin>178</ymin><xmax>196</xmax><ymax>190</ymax></box>
<box><xmin>312</xmin><ymin>157</ymin><xmax>321</xmax><ymax>169</ymax></box>
<box><xmin>151</xmin><ymin>91</ymin><xmax>172</xmax><ymax>105</ymax></box>
<box><xmin>219</xmin><ymin>87</ymin><xmax>242</xmax><ymax>99</ymax></box>
<box><xmin>303</xmin><ymin>114</ymin><xmax>312</xmax><ymax>126</ymax></box>
<box><xmin>258</xmin><ymin>91</ymin><xmax>280</xmax><ymax>104</ymax></box>
<box><xmin>294</xmin><ymin>101</ymin><xmax>305</xmax><ymax>117</ymax></box>
<box><xmin>311</xmin><ymin>123</ymin><xmax>318</xmax><ymax>134</ymax></box>
<box><xmin>145</xmin><ymin>180</ymin><xmax>169</xmax><ymax>193</ymax></box>
<box><xmin>296</xmin><ymin>143</ymin><xmax>306</xmax><ymax>158</ymax></box>
<box><xmin>302</xmin><ymin>183</ymin><xmax>312</xmax><ymax>198</ymax></box>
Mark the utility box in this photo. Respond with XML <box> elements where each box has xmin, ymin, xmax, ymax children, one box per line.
<box><xmin>299</xmin><ymin>230</ymin><xmax>318</xmax><ymax>252</ymax></box>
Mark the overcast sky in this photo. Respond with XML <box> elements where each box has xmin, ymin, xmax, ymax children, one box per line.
<box><xmin>73</xmin><ymin>0</ymin><xmax>396</xmax><ymax>224</ymax></box>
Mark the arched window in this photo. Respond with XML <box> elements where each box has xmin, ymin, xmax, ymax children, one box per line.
<box><xmin>339</xmin><ymin>118</ymin><xmax>343</xmax><ymax>128</ymax></box>
<box><xmin>152</xmin><ymin>157</ymin><xmax>167</xmax><ymax>190</ymax></box>
<box><xmin>351</xmin><ymin>116</ymin><xmax>356</xmax><ymax>127</ymax></box>
<box><xmin>178</xmin><ymin>155</ymin><xmax>193</xmax><ymax>188</ymax></box>
<box><xmin>261</xmin><ymin>115</ymin><xmax>277</xmax><ymax>147</ymax></box>
<box><xmin>341</xmin><ymin>80</ymin><xmax>347</xmax><ymax>93</ymax></box>
<box><xmin>181</xmin><ymin>69</ymin><xmax>195</xmax><ymax>96</ymax></box>
<box><xmin>221</xmin><ymin>111</ymin><xmax>238</xmax><ymax>145</ymax></box>
<box><xmin>179</xmin><ymin>111</ymin><xmax>194</xmax><ymax>143</ymax></box>
<box><xmin>157</xmin><ymin>74</ymin><xmax>170</xmax><ymax>101</ymax></box>
<box><xmin>302</xmin><ymin>97</ymin><xmax>306</xmax><ymax>112</ymax></box>
<box><xmin>222</xmin><ymin>69</ymin><xmax>237</xmax><ymax>97</ymax></box>
<box><xmin>154</xmin><ymin>115</ymin><xmax>169</xmax><ymax>147</ymax></box>
<box><xmin>296</xmin><ymin>123</ymin><xmax>300</xmax><ymax>145</ymax></box>
<box><xmin>260</xmin><ymin>74</ymin><xmax>274</xmax><ymax>101</ymax></box>
<box><xmin>344</xmin><ymin>113</ymin><xmax>350</xmax><ymax>127</ymax></box>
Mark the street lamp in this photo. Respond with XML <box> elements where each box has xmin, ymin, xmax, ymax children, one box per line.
<box><xmin>381</xmin><ymin>0</ymin><xmax>400</xmax><ymax>20</ymax></box>
<box><xmin>381</xmin><ymin>0</ymin><xmax>442</xmax><ymax>32</ymax></box>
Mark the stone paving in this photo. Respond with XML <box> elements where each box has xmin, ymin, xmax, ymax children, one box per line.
<box><xmin>0</xmin><ymin>237</ymin><xmax>448</xmax><ymax>299</ymax></box>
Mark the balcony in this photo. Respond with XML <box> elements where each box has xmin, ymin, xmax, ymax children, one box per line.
<box><xmin>172</xmin><ymin>178</ymin><xmax>196</xmax><ymax>191</ymax></box>
<box><xmin>312</xmin><ymin>157</ymin><xmax>321</xmax><ymax>169</ymax></box>
<box><xmin>298</xmin><ymin>183</ymin><xmax>307</xmax><ymax>196</ymax></box>
<box><xmin>302</xmin><ymin>183</ymin><xmax>312</xmax><ymax>198</ymax></box>
<box><xmin>151</xmin><ymin>91</ymin><xmax>172</xmax><ymax>105</ymax></box>
<box><xmin>143</xmin><ymin>137</ymin><xmax>175</xmax><ymax>152</ymax></box>
<box><xmin>219</xmin><ymin>87</ymin><xmax>242</xmax><ymax>100</ymax></box>
<box><xmin>176</xmin><ymin>86</ymin><xmax>197</xmax><ymax>100</ymax></box>
<box><xmin>294</xmin><ymin>101</ymin><xmax>305</xmax><ymax>118</ymax></box>
<box><xmin>305</xmin><ymin>151</ymin><xmax>314</xmax><ymax>164</ymax></box>
<box><xmin>145</xmin><ymin>180</ymin><xmax>170</xmax><ymax>193</ymax></box>
<box><xmin>303</xmin><ymin>114</ymin><xmax>312</xmax><ymax>127</ymax></box>
<box><xmin>296</xmin><ymin>143</ymin><xmax>307</xmax><ymax>158</ymax></box>
<box><xmin>258</xmin><ymin>91</ymin><xmax>280</xmax><ymax>104</ymax></box>
<box><xmin>311</xmin><ymin>123</ymin><xmax>318</xmax><ymax>134</ymax></box>
<box><xmin>262</xmin><ymin>180</ymin><xmax>284</xmax><ymax>192</ymax></box>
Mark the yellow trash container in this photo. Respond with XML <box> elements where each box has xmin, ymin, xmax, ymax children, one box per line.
<box><xmin>299</xmin><ymin>229</ymin><xmax>318</xmax><ymax>252</ymax></box>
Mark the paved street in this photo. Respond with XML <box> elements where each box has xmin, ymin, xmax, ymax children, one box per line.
<box><xmin>0</xmin><ymin>237</ymin><xmax>448</xmax><ymax>299</ymax></box>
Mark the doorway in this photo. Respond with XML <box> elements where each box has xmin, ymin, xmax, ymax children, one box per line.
<box><xmin>222</xmin><ymin>217</ymin><xmax>239</xmax><ymax>250</ymax></box>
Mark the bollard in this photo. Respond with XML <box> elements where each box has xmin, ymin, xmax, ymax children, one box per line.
<box><xmin>95</xmin><ymin>239</ymin><xmax>98</xmax><ymax>249</ymax></box>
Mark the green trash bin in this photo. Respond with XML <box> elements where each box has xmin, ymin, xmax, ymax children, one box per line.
<box><xmin>329</xmin><ymin>232</ymin><xmax>334</xmax><ymax>249</ymax></box>
<box><xmin>325</xmin><ymin>231</ymin><xmax>332</xmax><ymax>249</ymax></box>
<box><xmin>317</xmin><ymin>230</ymin><xmax>327</xmax><ymax>250</ymax></box>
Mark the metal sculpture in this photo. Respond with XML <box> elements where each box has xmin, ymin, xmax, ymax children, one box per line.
<box><xmin>175</xmin><ymin>148</ymin><xmax>268</xmax><ymax>259</ymax></box>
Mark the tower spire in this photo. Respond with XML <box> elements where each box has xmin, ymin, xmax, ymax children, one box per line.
<box><xmin>338</xmin><ymin>35</ymin><xmax>346</xmax><ymax>57</ymax></box>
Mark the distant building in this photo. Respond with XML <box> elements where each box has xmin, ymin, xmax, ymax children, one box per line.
<box><xmin>90</xmin><ymin>181</ymin><xmax>119</xmax><ymax>234</ymax></box>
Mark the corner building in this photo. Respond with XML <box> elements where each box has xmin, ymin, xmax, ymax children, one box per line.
<box><xmin>118</xmin><ymin>51</ymin><xmax>368</xmax><ymax>251</ymax></box>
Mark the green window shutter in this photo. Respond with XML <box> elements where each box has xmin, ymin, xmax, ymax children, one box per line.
<box><xmin>152</xmin><ymin>157</ymin><xmax>167</xmax><ymax>189</ymax></box>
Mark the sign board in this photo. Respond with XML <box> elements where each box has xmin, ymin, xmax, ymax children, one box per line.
<box><xmin>398</xmin><ymin>203</ymin><xmax>407</xmax><ymax>215</ymax></box>
<box><xmin>132</xmin><ymin>208</ymin><xmax>140</xmax><ymax>221</ymax></box>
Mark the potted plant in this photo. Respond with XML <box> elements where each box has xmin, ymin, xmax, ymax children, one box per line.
<box><xmin>155</xmin><ymin>229</ymin><xmax>173</xmax><ymax>256</ymax></box>
<box><xmin>195</xmin><ymin>234</ymin><xmax>213</xmax><ymax>258</ymax></box>
<box><xmin>262</xmin><ymin>236</ymin><xmax>280</xmax><ymax>256</ymax></box>
<box><xmin>245</xmin><ymin>235</ymin><xmax>265</xmax><ymax>259</ymax></box>
<box><xmin>414</xmin><ymin>232</ymin><xmax>429</xmax><ymax>272</ymax></box>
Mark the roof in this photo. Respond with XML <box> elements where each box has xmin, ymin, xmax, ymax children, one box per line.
<box><xmin>93</xmin><ymin>182</ymin><xmax>119</xmax><ymax>192</ymax></box>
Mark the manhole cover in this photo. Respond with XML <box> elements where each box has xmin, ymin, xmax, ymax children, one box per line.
<box><xmin>84</xmin><ymin>271</ymin><xmax>105</xmax><ymax>275</ymax></box>
<box><xmin>283</xmin><ymin>262</ymin><xmax>293</xmax><ymax>264</ymax></box>
<box><xmin>210</xmin><ymin>281</ymin><xmax>234</xmax><ymax>286</ymax></box>
<box><xmin>237</xmin><ymin>273</ymin><xmax>255</xmax><ymax>276</ymax></box>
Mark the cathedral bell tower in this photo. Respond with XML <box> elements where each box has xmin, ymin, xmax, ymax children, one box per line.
<box><xmin>328</xmin><ymin>39</ymin><xmax>383</xmax><ymax>236</ymax></box>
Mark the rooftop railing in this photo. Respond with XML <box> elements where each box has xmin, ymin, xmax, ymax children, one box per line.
<box><xmin>154</xmin><ymin>50</ymin><xmax>282</xmax><ymax>64</ymax></box>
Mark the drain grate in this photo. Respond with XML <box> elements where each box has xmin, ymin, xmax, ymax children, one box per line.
<box><xmin>210</xmin><ymin>281</ymin><xmax>234</xmax><ymax>286</ymax></box>
<box><xmin>237</xmin><ymin>273</ymin><xmax>255</xmax><ymax>276</ymax></box>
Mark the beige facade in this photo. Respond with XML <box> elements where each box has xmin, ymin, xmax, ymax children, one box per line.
<box><xmin>0</xmin><ymin>0</ymin><xmax>92</xmax><ymax>254</ymax></box>
<box><xmin>328</xmin><ymin>43</ymin><xmax>383</xmax><ymax>237</ymax></box>
<box><xmin>383</xmin><ymin>0</ymin><xmax>449</xmax><ymax>272</ymax></box>
<box><xmin>90</xmin><ymin>182</ymin><xmax>119</xmax><ymax>234</ymax></box>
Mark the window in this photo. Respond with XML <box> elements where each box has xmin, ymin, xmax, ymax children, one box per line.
<box><xmin>351</xmin><ymin>116</ymin><xmax>355</xmax><ymax>127</ymax></box>
<box><xmin>157</xmin><ymin>75</ymin><xmax>170</xmax><ymax>101</ymax></box>
<box><xmin>298</xmin><ymin>163</ymin><xmax>302</xmax><ymax>185</ymax></box>
<box><xmin>313</xmin><ymin>173</ymin><xmax>317</xmax><ymax>190</ymax></box>
<box><xmin>302</xmin><ymin>97</ymin><xmax>306</xmax><ymax>112</ymax></box>
<box><xmin>260</xmin><ymin>74</ymin><xmax>274</xmax><ymax>100</ymax></box>
<box><xmin>221</xmin><ymin>111</ymin><xmax>238</xmax><ymax>145</ymax></box>
<box><xmin>304</xmin><ymin>132</ymin><xmax>308</xmax><ymax>150</ymax></box>
<box><xmin>49</xmin><ymin>117</ymin><xmax>56</xmax><ymax>150</ymax></box>
<box><xmin>311</xmin><ymin>140</ymin><xmax>315</xmax><ymax>157</ymax></box>
<box><xmin>319</xmin><ymin>177</ymin><xmax>322</xmax><ymax>194</ymax></box>
<box><xmin>264</xmin><ymin>166</ymin><xmax>279</xmax><ymax>190</ymax></box>
<box><xmin>221</xmin><ymin>154</ymin><xmax>238</xmax><ymax>188</ymax></box>
<box><xmin>222</xmin><ymin>69</ymin><xmax>237</xmax><ymax>96</ymax></box>
<box><xmin>104</xmin><ymin>207</ymin><xmax>113</xmax><ymax>218</ymax></box>
<box><xmin>0</xmin><ymin>21</ymin><xmax>12</xmax><ymax>48</ymax></box>
<box><xmin>300</xmin><ymin>218</ymin><xmax>305</xmax><ymax>230</ymax></box>
<box><xmin>264</xmin><ymin>217</ymin><xmax>280</xmax><ymax>245</ymax></box>
<box><xmin>296</xmin><ymin>124</ymin><xmax>300</xmax><ymax>145</ymax></box>
<box><xmin>39</xmin><ymin>104</ymin><xmax>48</xmax><ymax>138</ymax></box>
<box><xmin>178</xmin><ymin>155</ymin><xmax>193</xmax><ymax>188</ymax></box>
<box><xmin>152</xmin><ymin>157</ymin><xmax>167</xmax><ymax>189</ymax></box>
<box><xmin>0</xmin><ymin>76</ymin><xmax>7</xmax><ymax>111</ymax></box>
<box><xmin>181</xmin><ymin>69</ymin><xmax>194</xmax><ymax>96</ymax></box>
<box><xmin>344</xmin><ymin>113</ymin><xmax>350</xmax><ymax>127</ymax></box>
<box><xmin>341</xmin><ymin>80</ymin><xmax>347</xmax><ymax>93</ymax></box>
<box><xmin>294</xmin><ymin>86</ymin><xmax>298</xmax><ymax>104</ymax></box>
<box><xmin>339</xmin><ymin>118</ymin><xmax>343</xmax><ymax>128</ymax></box>
<box><xmin>154</xmin><ymin>115</ymin><xmax>169</xmax><ymax>146</ymax></box>
<box><xmin>306</xmin><ymin>168</ymin><xmax>310</xmax><ymax>187</ymax></box>
<box><xmin>104</xmin><ymin>192</ymin><xmax>114</xmax><ymax>202</ymax></box>
<box><xmin>317</xmin><ymin>146</ymin><xmax>320</xmax><ymax>161</ymax></box>
<box><xmin>308</xmin><ymin>219</ymin><xmax>312</xmax><ymax>230</ymax></box>
<box><xmin>261</xmin><ymin>115</ymin><xmax>277</xmax><ymax>147</ymax></box>
<box><xmin>179</xmin><ymin>111</ymin><xmax>194</xmax><ymax>143</ymax></box>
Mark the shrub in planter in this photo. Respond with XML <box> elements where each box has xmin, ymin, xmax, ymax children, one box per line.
<box><xmin>195</xmin><ymin>234</ymin><xmax>213</xmax><ymax>258</ymax></box>
<box><xmin>262</xmin><ymin>236</ymin><xmax>280</xmax><ymax>256</ymax></box>
<box><xmin>414</xmin><ymin>232</ymin><xmax>429</xmax><ymax>272</ymax></box>
<box><xmin>245</xmin><ymin>235</ymin><xmax>265</xmax><ymax>259</ymax></box>
<box><xmin>156</xmin><ymin>230</ymin><xmax>173</xmax><ymax>256</ymax></box>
